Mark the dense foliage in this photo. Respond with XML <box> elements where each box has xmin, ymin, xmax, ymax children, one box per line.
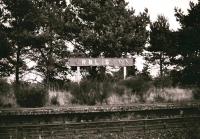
<box><xmin>173</xmin><ymin>1</ymin><xmax>200</xmax><ymax>86</ymax></box>
<box><xmin>70</xmin><ymin>0</ymin><xmax>149</xmax><ymax>79</ymax></box>
<box><xmin>15</xmin><ymin>84</ymin><xmax>48</xmax><ymax>107</ymax></box>
<box><xmin>0</xmin><ymin>0</ymin><xmax>150</xmax><ymax>82</ymax></box>
<box><xmin>147</xmin><ymin>15</ymin><xmax>174</xmax><ymax>79</ymax></box>
<box><xmin>70</xmin><ymin>80</ymin><xmax>113</xmax><ymax>105</ymax></box>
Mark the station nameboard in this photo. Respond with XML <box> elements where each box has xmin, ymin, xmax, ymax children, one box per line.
<box><xmin>67</xmin><ymin>58</ymin><xmax>134</xmax><ymax>67</ymax></box>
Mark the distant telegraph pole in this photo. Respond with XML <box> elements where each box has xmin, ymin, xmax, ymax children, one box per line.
<box><xmin>67</xmin><ymin>58</ymin><xmax>134</xmax><ymax>82</ymax></box>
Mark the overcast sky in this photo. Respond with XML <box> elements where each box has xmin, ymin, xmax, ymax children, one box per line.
<box><xmin>126</xmin><ymin>0</ymin><xmax>198</xmax><ymax>31</ymax></box>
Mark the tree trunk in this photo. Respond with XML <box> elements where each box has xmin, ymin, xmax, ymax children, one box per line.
<box><xmin>159</xmin><ymin>52</ymin><xmax>164</xmax><ymax>88</ymax></box>
<box><xmin>159</xmin><ymin>53</ymin><xmax>163</xmax><ymax>79</ymax></box>
<box><xmin>15</xmin><ymin>47</ymin><xmax>21</xmax><ymax>85</ymax></box>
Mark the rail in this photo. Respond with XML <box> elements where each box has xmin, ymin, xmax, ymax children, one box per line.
<box><xmin>0</xmin><ymin>116</ymin><xmax>199</xmax><ymax>139</ymax></box>
<box><xmin>0</xmin><ymin>102</ymin><xmax>200</xmax><ymax>138</ymax></box>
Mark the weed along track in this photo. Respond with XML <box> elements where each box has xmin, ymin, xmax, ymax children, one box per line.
<box><xmin>0</xmin><ymin>102</ymin><xmax>200</xmax><ymax>139</ymax></box>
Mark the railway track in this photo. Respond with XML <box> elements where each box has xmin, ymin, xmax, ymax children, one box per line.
<box><xmin>0</xmin><ymin>102</ymin><xmax>200</xmax><ymax>138</ymax></box>
<box><xmin>0</xmin><ymin>116</ymin><xmax>199</xmax><ymax>139</ymax></box>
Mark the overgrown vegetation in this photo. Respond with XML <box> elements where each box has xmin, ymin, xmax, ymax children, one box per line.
<box><xmin>15</xmin><ymin>84</ymin><xmax>48</xmax><ymax>107</ymax></box>
<box><xmin>192</xmin><ymin>88</ymin><xmax>200</xmax><ymax>100</ymax></box>
<box><xmin>69</xmin><ymin>80</ymin><xmax>113</xmax><ymax>105</ymax></box>
<box><xmin>0</xmin><ymin>79</ymin><xmax>10</xmax><ymax>95</ymax></box>
<box><xmin>0</xmin><ymin>76</ymin><xmax>198</xmax><ymax>107</ymax></box>
<box><xmin>0</xmin><ymin>79</ymin><xmax>14</xmax><ymax>107</ymax></box>
<box><xmin>50</xmin><ymin>95</ymin><xmax>60</xmax><ymax>106</ymax></box>
<box><xmin>119</xmin><ymin>77</ymin><xmax>152</xmax><ymax>101</ymax></box>
<box><xmin>52</xmin><ymin>76</ymin><xmax>196</xmax><ymax>105</ymax></box>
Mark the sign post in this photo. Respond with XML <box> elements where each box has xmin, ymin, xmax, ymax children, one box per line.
<box><xmin>67</xmin><ymin>58</ymin><xmax>134</xmax><ymax>82</ymax></box>
<box><xmin>77</xmin><ymin>66</ymin><xmax>81</xmax><ymax>83</ymax></box>
<box><xmin>123</xmin><ymin>67</ymin><xmax>127</xmax><ymax>80</ymax></box>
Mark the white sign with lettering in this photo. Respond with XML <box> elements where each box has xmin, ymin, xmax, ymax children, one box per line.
<box><xmin>67</xmin><ymin>58</ymin><xmax>134</xmax><ymax>67</ymax></box>
<box><xmin>67</xmin><ymin>58</ymin><xmax>134</xmax><ymax>82</ymax></box>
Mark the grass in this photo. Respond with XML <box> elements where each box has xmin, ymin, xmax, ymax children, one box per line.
<box><xmin>46</xmin><ymin>79</ymin><xmax>195</xmax><ymax>106</ymax></box>
<box><xmin>48</xmin><ymin>89</ymin><xmax>73</xmax><ymax>106</ymax></box>
<box><xmin>144</xmin><ymin>87</ymin><xmax>193</xmax><ymax>103</ymax></box>
<box><xmin>0</xmin><ymin>77</ymin><xmax>198</xmax><ymax>107</ymax></box>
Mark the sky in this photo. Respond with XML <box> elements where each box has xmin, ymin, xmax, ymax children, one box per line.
<box><xmin>126</xmin><ymin>0</ymin><xmax>198</xmax><ymax>31</ymax></box>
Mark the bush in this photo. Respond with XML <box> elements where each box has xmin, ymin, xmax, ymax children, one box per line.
<box><xmin>114</xmin><ymin>85</ymin><xmax>127</xmax><ymax>96</ymax></box>
<box><xmin>70</xmin><ymin>80</ymin><xmax>112</xmax><ymax>105</ymax></box>
<box><xmin>47</xmin><ymin>79</ymin><xmax>71</xmax><ymax>91</ymax></box>
<box><xmin>69</xmin><ymin>77</ymin><xmax>154</xmax><ymax>105</ymax></box>
<box><xmin>50</xmin><ymin>95</ymin><xmax>60</xmax><ymax>106</ymax></box>
<box><xmin>15</xmin><ymin>84</ymin><xmax>48</xmax><ymax>107</ymax></box>
<box><xmin>119</xmin><ymin>77</ymin><xmax>152</xmax><ymax>99</ymax></box>
<box><xmin>153</xmin><ymin>76</ymin><xmax>173</xmax><ymax>88</ymax></box>
<box><xmin>0</xmin><ymin>79</ymin><xmax>14</xmax><ymax>107</ymax></box>
<box><xmin>0</xmin><ymin>79</ymin><xmax>11</xmax><ymax>95</ymax></box>
<box><xmin>192</xmin><ymin>88</ymin><xmax>200</xmax><ymax>100</ymax></box>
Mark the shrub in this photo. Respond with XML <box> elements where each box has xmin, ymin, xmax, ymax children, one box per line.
<box><xmin>0</xmin><ymin>79</ymin><xmax>11</xmax><ymax>95</ymax></box>
<box><xmin>114</xmin><ymin>85</ymin><xmax>127</xmax><ymax>96</ymax></box>
<box><xmin>153</xmin><ymin>76</ymin><xmax>173</xmax><ymax>88</ymax></box>
<box><xmin>192</xmin><ymin>87</ymin><xmax>200</xmax><ymax>100</ymax></box>
<box><xmin>70</xmin><ymin>80</ymin><xmax>112</xmax><ymax>105</ymax></box>
<box><xmin>47</xmin><ymin>79</ymin><xmax>71</xmax><ymax>91</ymax></box>
<box><xmin>0</xmin><ymin>79</ymin><xmax>14</xmax><ymax>107</ymax></box>
<box><xmin>15</xmin><ymin>84</ymin><xmax>48</xmax><ymax>107</ymax></box>
<box><xmin>119</xmin><ymin>77</ymin><xmax>152</xmax><ymax>100</ymax></box>
<box><xmin>50</xmin><ymin>95</ymin><xmax>60</xmax><ymax>106</ymax></box>
<box><xmin>48</xmin><ymin>89</ymin><xmax>73</xmax><ymax>106</ymax></box>
<box><xmin>69</xmin><ymin>77</ymin><xmax>154</xmax><ymax>105</ymax></box>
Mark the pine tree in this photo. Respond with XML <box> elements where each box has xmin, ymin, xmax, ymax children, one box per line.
<box><xmin>70</xmin><ymin>0</ymin><xmax>149</xmax><ymax>79</ymax></box>
<box><xmin>1</xmin><ymin>0</ymin><xmax>38</xmax><ymax>83</ymax></box>
<box><xmin>147</xmin><ymin>15</ymin><xmax>172</xmax><ymax>79</ymax></box>
<box><xmin>174</xmin><ymin>1</ymin><xmax>200</xmax><ymax>86</ymax></box>
<box><xmin>0</xmin><ymin>6</ymin><xmax>13</xmax><ymax>77</ymax></box>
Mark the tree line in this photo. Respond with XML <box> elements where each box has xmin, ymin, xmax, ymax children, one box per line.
<box><xmin>0</xmin><ymin>0</ymin><xmax>199</xmax><ymax>87</ymax></box>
